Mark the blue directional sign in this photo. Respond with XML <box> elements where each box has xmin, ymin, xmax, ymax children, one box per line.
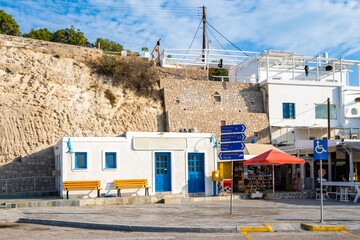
<box><xmin>221</xmin><ymin>124</ymin><xmax>246</xmax><ymax>133</ymax></box>
<box><xmin>313</xmin><ymin>139</ymin><xmax>328</xmax><ymax>160</ymax></box>
<box><xmin>221</xmin><ymin>133</ymin><xmax>246</xmax><ymax>142</ymax></box>
<box><xmin>218</xmin><ymin>151</ymin><xmax>244</xmax><ymax>160</ymax></box>
<box><xmin>221</xmin><ymin>142</ymin><xmax>246</xmax><ymax>151</ymax></box>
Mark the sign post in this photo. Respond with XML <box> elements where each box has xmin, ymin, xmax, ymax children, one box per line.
<box><xmin>313</xmin><ymin>139</ymin><xmax>328</xmax><ymax>224</ymax></box>
<box><xmin>220</xmin><ymin>124</ymin><xmax>246</xmax><ymax>214</ymax></box>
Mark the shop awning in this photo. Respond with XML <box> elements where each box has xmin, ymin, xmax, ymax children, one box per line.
<box><xmin>342</xmin><ymin>140</ymin><xmax>360</xmax><ymax>150</ymax></box>
<box><xmin>244</xmin><ymin>144</ymin><xmax>284</xmax><ymax>155</ymax></box>
<box><xmin>243</xmin><ymin>149</ymin><xmax>305</xmax><ymax>166</ymax></box>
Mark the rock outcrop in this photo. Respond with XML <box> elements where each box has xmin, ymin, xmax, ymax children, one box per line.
<box><xmin>0</xmin><ymin>35</ymin><xmax>165</xmax><ymax>165</ymax></box>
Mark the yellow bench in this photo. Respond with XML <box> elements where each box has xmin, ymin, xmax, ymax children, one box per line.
<box><xmin>114</xmin><ymin>179</ymin><xmax>150</xmax><ymax>197</ymax></box>
<box><xmin>63</xmin><ymin>180</ymin><xmax>102</xmax><ymax>199</ymax></box>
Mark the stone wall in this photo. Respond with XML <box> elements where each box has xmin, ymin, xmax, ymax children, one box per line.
<box><xmin>160</xmin><ymin>78</ymin><xmax>270</xmax><ymax>144</ymax></box>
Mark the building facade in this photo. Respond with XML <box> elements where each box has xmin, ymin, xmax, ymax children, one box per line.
<box><xmin>54</xmin><ymin>132</ymin><xmax>217</xmax><ymax>198</ymax></box>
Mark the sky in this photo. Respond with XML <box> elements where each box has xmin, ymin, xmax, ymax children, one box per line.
<box><xmin>1</xmin><ymin>0</ymin><xmax>360</xmax><ymax>86</ymax></box>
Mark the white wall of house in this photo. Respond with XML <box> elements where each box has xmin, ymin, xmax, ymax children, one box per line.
<box><xmin>54</xmin><ymin>132</ymin><xmax>217</xmax><ymax>198</ymax></box>
<box><xmin>344</xmin><ymin>87</ymin><xmax>360</xmax><ymax>131</ymax></box>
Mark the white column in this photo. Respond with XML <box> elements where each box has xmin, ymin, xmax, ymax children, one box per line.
<box><xmin>350</xmin><ymin>148</ymin><xmax>354</xmax><ymax>190</ymax></box>
<box><xmin>316</xmin><ymin>57</ymin><xmax>320</xmax><ymax>81</ymax></box>
<box><xmin>266</xmin><ymin>54</ymin><xmax>269</xmax><ymax>80</ymax></box>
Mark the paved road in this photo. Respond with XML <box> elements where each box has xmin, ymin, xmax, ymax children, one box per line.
<box><xmin>2</xmin><ymin>199</ymin><xmax>359</xmax><ymax>230</ymax></box>
<box><xmin>1</xmin><ymin>223</ymin><xmax>360</xmax><ymax>240</ymax></box>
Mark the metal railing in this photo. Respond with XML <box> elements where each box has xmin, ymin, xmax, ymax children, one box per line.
<box><xmin>160</xmin><ymin>49</ymin><xmax>258</xmax><ymax>69</ymax></box>
<box><xmin>0</xmin><ymin>176</ymin><xmax>56</xmax><ymax>195</ymax></box>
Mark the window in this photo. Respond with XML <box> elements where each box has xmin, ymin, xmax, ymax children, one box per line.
<box><xmin>351</xmin><ymin>108</ymin><xmax>358</xmax><ymax>115</ymax></box>
<box><xmin>221</xmin><ymin>120</ymin><xmax>226</xmax><ymax>126</ymax></box>
<box><xmin>105</xmin><ymin>152</ymin><xmax>117</xmax><ymax>169</ymax></box>
<box><xmin>75</xmin><ymin>152</ymin><xmax>87</xmax><ymax>169</ymax></box>
<box><xmin>214</xmin><ymin>92</ymin><xmax>221</xmax><ymax>103</ymax></box>
<box><xmin>283</xmin><ymin>103</ymin><xmax>295</xmax><ymax>119</ymax></box>
<box><xmin>315</xmin><ymin>104</ymin><xmax>336</xmax><ymax>119</ymax></box>
<box><xmin>175</xmin><ymin>97</ymin><xmax>180</xmax><ymax>104</ymax></box>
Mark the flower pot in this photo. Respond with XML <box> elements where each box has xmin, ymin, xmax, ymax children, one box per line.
<box><xmin>250</xmin><ymin>191</ymin><xmax>263</xmax><ymax>199</ymax></box>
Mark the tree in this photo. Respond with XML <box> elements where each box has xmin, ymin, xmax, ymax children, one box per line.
<box><xmin>0</xmin><ymin>10</ymin><xmax>21</xmax><ymax>36</ymax></box>
<box><xmin>141</xmin><ymin>47</ymin><xmax>149</xmax><ymax>52</ymax></box>
<box><xmin>95</xmin><ymin>38</ymin><xmax>123</xmax><ymax>52</ymax></box>
<box><xmin>51</xmin><ymin>25</ymin><xmax>90</xmax><ymax>46</ymax></box>
<box><xmin>23</xmin><ymin>28</ymin><xmax>52</xmax><ymax>41</ymax></box>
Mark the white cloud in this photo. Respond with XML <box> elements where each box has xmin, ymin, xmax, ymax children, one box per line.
<box><xmin>2</xmin><ymin>0</ymin><xmax>360</xmax><ymax>59</ymax></box>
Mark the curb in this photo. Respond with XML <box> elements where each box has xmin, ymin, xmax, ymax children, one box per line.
<box><xmin>240</xmin><ymin>223</ymin><xmax>273</xmax><ymax>233</ymax></box>
<box><xmin>301</xmin><ymin>223</ymin><xmax>346</xmax><ymax>231</ymax></box>
<box><xmin>16</xmin><ymin>218</ymin><xmax>241</xmax><ymax>233</ymax></box>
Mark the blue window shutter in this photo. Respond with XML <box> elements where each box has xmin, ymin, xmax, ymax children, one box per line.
<box><xmin>289</xmin><ymin>103</ymin><xmax>295</xmax><ymax>119</ymax></box>
<box><xmin>283</xmin><ymin>103</ymin><xmax>290</xmax><ymax>118</ymax></box>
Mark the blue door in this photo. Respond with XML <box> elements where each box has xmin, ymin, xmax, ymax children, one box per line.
<box><xmin>188</xmin><ymin>153</ymin><xmax>205</xmax><ymax>193</ymax></box>
<box><xmin>155</xmin><ymin>152</ymin><xmax>171</xmax><ymax>192</ymax></box>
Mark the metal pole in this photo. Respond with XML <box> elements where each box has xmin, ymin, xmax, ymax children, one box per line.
<box><xmin>230</xmin><ymin>159</ymin><xmax>233</xmax><ymax>214</ymax></box>
<box><xmin>320</xmin><ymin>159</ymin><xmax>324</xmax><ymax>223</ymax></box>
<box><xmin>272</xmin><ymin>165</ymin><xmax>275</xmax><ymax>194</ymax></box>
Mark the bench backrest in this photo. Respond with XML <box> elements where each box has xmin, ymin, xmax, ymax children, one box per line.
<box><xmin>114</xmin><ymin>179</ymin><xmax>148</xmax><ymax>187</ymax></box>
<box><xmin>63</xmin><ymin>181</ymin><xmax>101</xmax><ymax>189</ymax></box>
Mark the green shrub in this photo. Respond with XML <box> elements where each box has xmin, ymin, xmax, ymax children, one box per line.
<box><xmin>98</xmin><ymin>55</ymin><xmax>159</xmax><ymax>98</ymax></box>
<box><xmin>105</xmin><ymin>90</ymin><xmax>116</xmax><ymax>108</ymax></box>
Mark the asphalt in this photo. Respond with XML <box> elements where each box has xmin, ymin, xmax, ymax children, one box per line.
<box><xmin>1</xmin><ymin>198</ymin><xmax>360</xmax><ymax>233</ymax></box>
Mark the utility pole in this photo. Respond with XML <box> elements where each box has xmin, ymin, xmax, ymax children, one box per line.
<box><xmin>202</xmin><ymin>5</ymin><xmax>206</xmax><ymax>63</ymax></box>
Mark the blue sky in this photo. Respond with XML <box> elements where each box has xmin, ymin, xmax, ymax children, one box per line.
<box><xmin>1</xmin><ymin>0</ymin><xmax>360</xmax><ymax>86</ymax></box>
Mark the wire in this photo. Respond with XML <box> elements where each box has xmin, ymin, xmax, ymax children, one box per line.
<box><xmin>206</xmin><ymin>20</ymin><xmax>249</xmax><ymax>57</ymax></box>
<box><xmin>183</xmin><ymin>19</ymin><xmax>202</xmax><ymax>59</ymax></box>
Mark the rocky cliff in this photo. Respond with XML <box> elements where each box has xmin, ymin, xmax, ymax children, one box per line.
<box><xmin>0</xmin><ymin>35</ymin><xmax>165</xmax><ymax>165</ymax></box>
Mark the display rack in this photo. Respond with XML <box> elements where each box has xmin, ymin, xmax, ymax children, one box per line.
<box><xmin>247</xmin><ymin>174</ymin><xmax>273</xmax><ymax>190</ymax></box>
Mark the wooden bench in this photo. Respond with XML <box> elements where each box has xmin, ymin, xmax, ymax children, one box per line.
<box><xmin>63</xmin><ymin>181</ymin><xmax>102</xmax><ymax>199</ymax></box>
<box><xmin>114</xmin><ymin>179</ymin><xmax>150</xmax><ymax>197</ymax></box>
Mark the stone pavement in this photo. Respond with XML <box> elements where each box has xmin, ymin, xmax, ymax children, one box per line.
<box><xmin>1</xmin><ymin>198</ymin><xmax>360</xmax><ymax>232</ymax></box>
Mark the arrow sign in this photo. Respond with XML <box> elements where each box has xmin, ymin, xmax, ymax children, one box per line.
<box><xmin>221</xmin><ymin>133</ymin><xmax>246</xmax><ymax>142</ymax></box>
<box><xmin>218</xmin><ymin>151</ymin><xmax>244</xmax><ymax>160</ymax></box>
<box><xmin>221</xmin><ymin>142</ymin><xmax>245</xmax><ymax>151</ymax></box>
<box><xmin>221</xmin><ymin>124</ymin><xmax>246</xmax><ymax>133</ymax></box>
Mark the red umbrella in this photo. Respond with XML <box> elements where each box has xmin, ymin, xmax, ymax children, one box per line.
<box><xmin>243</xmin><ymin>149</ymin><xmax>305</xmax><ymax>193</ymax></box>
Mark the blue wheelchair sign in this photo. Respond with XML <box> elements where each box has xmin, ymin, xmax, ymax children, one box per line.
<box><xmin>313</xmin><ymin>139</ymin><xmax>328</xmax><ymax>160</ymax></box>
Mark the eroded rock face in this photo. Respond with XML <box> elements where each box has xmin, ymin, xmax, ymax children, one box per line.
<box><xmin>0</xmin><ymin>35</ymin><xmax>165</xmax><ymax>165</ymax></box>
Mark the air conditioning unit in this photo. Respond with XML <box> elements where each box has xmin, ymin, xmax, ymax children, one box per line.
<box><xmin>351</xmin><ymin>134</ymin><xmax>358</xmax><ymax>140</ymax></box>
<box><xmin>188</xmin><ymin>128</ymin><xmax>197</xmax><ymax>133</ymax></box>
<box><xmin>179</xmin><ymin>128</ymin><xmax>187</xmax><ymax>133</ymax></box>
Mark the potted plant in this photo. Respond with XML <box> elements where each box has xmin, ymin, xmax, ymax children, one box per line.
<box><xmin>247</xmin><ymin>187</ymin><xmax>265</xmax><ymax>199</ymax></box>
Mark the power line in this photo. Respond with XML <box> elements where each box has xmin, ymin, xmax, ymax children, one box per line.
<box><xmin>206</xmin><ymin>20</ymin><xmax>249</xmax><ymax>56</ymax></box>
<box><xmin>184</xmin><ymin>19</ymin><xmax>203</xmax><ymax>59</ymax></box>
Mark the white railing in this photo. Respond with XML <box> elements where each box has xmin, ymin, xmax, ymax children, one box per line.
<box><xmin>160</xmin><ymin>49</ymin><xmax>258</xmax><ymax>69</ymax></box>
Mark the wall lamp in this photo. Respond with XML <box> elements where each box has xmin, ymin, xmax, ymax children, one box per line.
<box><xmin>210</xmin><ymin>134</ymin><xmax>220</xmax><ymax>148</ymax></box>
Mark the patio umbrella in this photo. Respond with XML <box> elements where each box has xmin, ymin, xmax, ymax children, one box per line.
<box><xmin>243</xmin><ymin>149</ymin><xmax>305</xmax><ymax>193</ymax></box>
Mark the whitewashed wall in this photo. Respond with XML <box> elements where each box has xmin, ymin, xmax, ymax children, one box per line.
<box><xmin>55</xmin><ymin>132</ymin><xmax>217</xmax><ymax>198</ymax></box>
<box><xmin>344</xmin><ymin>87</ymin><xmax>360</xmax><ymax>129</ymax></box>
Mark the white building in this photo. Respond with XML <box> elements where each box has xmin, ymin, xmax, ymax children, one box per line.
<box><xmin>54</xmin><ymin>132</ymin><xmax>218</xmax><ymax>198</ymax></box>
<box><xmin>229</xmin><ymin>50</ymin><xmax>360</xmax><ymax>189</ymax></box>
